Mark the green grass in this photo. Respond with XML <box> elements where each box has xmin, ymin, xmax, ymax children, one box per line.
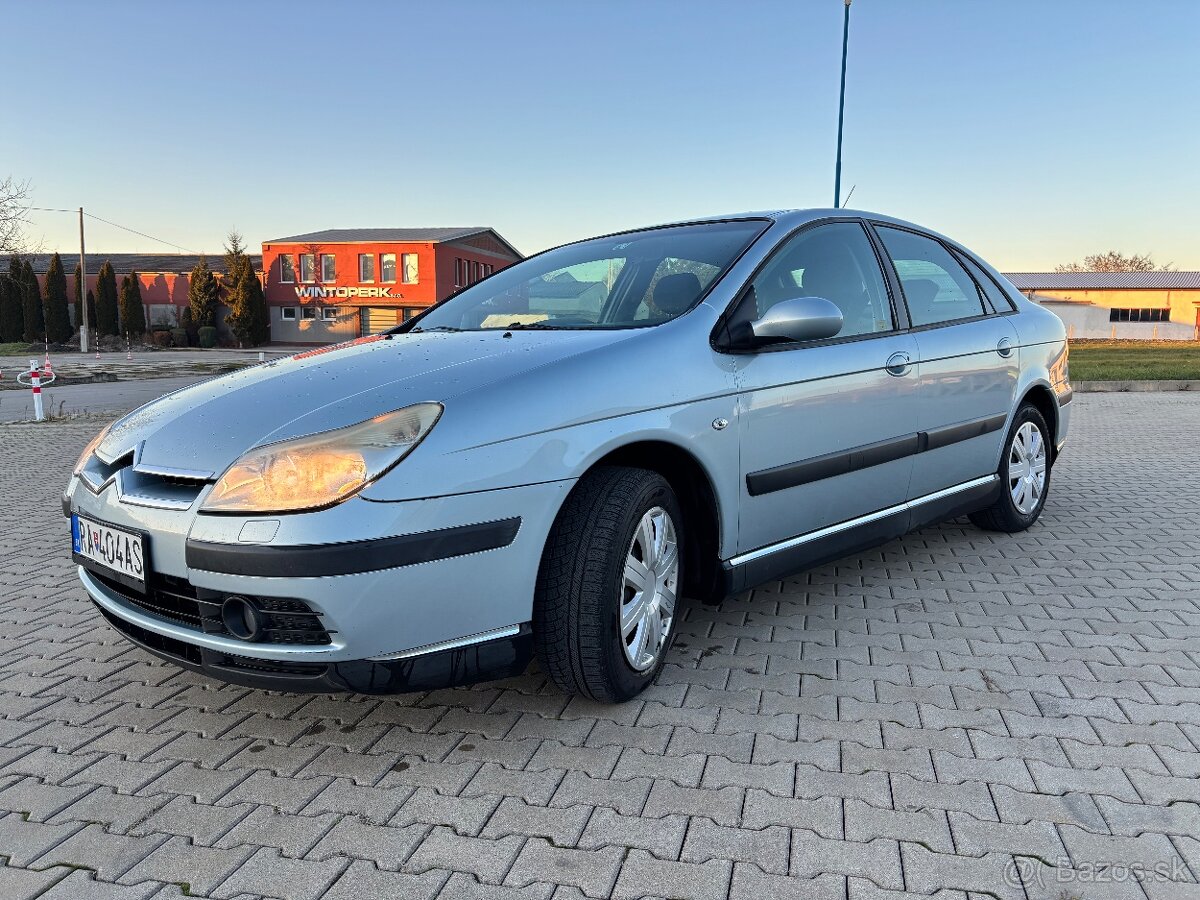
<box><xmin>0</xmin><ymin>342</ymin><xmax>34</xmax><ymax>356</ymax></box>
<box><xmin>1069</xmin><ymin>340</ymin><xmax>1200</xmax><ymax>381</ymax></box>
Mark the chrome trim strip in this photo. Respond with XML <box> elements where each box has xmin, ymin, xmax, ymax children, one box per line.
<box><xmin>909</xmin><ymin>474</ymin><xmax>998</xmax><ymax>508</ymax></box>
<box><xmin>727</xmin><ymin>475</ymin><xmax>999</xmax><ymax>568</ymax></box>
<box><xmin>131</xmin><ymin>462</ymin><xmax>214</xmax><ymax>480</ymax></box>
<box><xmin>367</xmin><ymin>624</ymin><xmax>522</xmax><ymax>661</ymax></box>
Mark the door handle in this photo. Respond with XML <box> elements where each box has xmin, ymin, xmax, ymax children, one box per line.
<box><xmin>996</xmin><ymin>337</ymin><xmax>1014</xmax><ymax>358</ymax></box>
<box><xmin>885</xmin><ymin>351</ymin><xmax>912</xmax><ymax>377</ymax></box>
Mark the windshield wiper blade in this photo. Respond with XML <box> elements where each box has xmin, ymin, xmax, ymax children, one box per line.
<box><xmin>410</xmin><ymin>325</ymin><xmax>462</xmax><ymax>333</ymax></box>
<box><xmin>501</xmin><ymin>321</ymin><xmax>562</xmax><ymax>330</ymax></box>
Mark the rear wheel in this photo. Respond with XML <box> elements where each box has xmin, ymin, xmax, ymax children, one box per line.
<box><xmin>969</xmin><ymin>403</ymin><xmax>1051</xmax><ymax>533</ymax></box>
<box><xmin>533</xmin><ymin>466</ymin><xmax>682</xmax><ymax>701</ymax></box>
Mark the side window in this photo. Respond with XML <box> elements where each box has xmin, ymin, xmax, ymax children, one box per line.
<box><xmin>876</xmin><ymin>227</ymin><xmax>986</xmax><ymax>327</ymax></box>
<box><xmin>955</xmin><ymin>251</ymin><xmax>1017</xmax><ymax>313</ymax></box>
<box><xmin>749</xmin><ymin>222</ymin><xmax>893</xmax><ymax>339</ymax></box>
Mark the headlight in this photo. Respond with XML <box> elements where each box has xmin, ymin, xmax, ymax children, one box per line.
<box><xmin>73</xmin><ymin>424</ymin><xmax>112</xmax><ymax>476</ymax></box>
<box><xmin>201</xmin><ymin>402</ymin><xmax>443</xmax><ymax>514</ymax></box>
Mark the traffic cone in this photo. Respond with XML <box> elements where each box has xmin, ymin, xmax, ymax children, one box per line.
<box><xmin>43</xmin><ymin>341</ymin><xmax>52</xmax><ymax>375</ymax></box>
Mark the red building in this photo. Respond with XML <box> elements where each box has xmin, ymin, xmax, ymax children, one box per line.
<box><xmin>260</xmin><ymin>228</ymin><xmax>522</xmax><ymax>343</ymax></box>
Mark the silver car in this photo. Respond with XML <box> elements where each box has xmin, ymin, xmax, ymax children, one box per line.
<box><xmin>65</xmin><ymin>209</ymin><xmax>1071</xmax><ymax>701</ymax></box>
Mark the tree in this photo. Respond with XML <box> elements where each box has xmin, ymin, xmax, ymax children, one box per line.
<box><xmin>1055</xmin><ymin>251</ymin><xmax>1172</xmax><ymax>273</ymax></box>
<box><xmin>85</xmin><ymin>289</ymin><xmax>97</xmax><ymax>331</ymax></box>
<box><xmin>21</xmin><ymin>259</ymin><xmax>43</xmax><ymax>342</ymax></box>
<box><xmin>0</xmin><ymin>255</ymin><xmax>22</xmax><ymax>342</ymax></box>
<box><xmin>119</xmin><ymin>272</ymin><xmax>146</xmax><ymax>337</ymax></box>
<box><xmin>42</xmin><ymin>252</ymin><xmax>73</xmax><ymax>343</ymax></box>
<box><xmin>187</xmin><ymin>255</ymin><xmax>220</xmax><ymax>327</ymax></box>
<box><xmin>225</xmin><ymin>255</ymin><xmax>269</xmax><ymax>347</ymax></box>
<box><xmin>0</xmin><ymin>176</ymin><xmax>33</xmax><ymax>256</ymax></box>
<box><xmin>94</xmin><ymin>260</ymin><xmax>119</xmax><ymax>335</ymax></box>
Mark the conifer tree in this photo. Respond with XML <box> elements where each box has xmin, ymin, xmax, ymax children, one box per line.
<box><xmin>21</xmin><ymin>259</ymin><xmax>44</xmax><ymax>342</ymax></box>
<box><xmin>225</xmin><ymin>256</ymin><xmax>269</xmax><ymax>347</ymax></box>
<box><xmin>0</xmin><ymin>256</ymin><xmax>22</xmax><ymax>342</ymax></box>
<box><xmin>95</xmin><ymin>261</ymin><xmax>119</xmax><ymax>335</ymax></box>
<box><xmin>119</xmin><ymin>273</ymin><xmax>147</xmax><ymax>337</ymax></box>
<box><xmin>187</xmin><ymin>255</ymin><xmax>220</xmax><ymax>327</ymax></box>
<box><xmin>42</xmin><ymin>252</ymin><xmax>73</xmax><ymax>343</ymax></box>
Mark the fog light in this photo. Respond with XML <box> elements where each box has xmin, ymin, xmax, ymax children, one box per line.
<box><xmin>221</xmin><ymin>596</ymin><xmax>265</xmax><ymax>641</ymax></box>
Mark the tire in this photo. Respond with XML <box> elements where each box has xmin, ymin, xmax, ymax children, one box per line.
<box><xmin>533</xmin><ymin>466</ymin><xmax>683</xmax><ymax>701</ymax></box>
<box><xmin>969</xmin><ymin>402</ymin><xmax>1052</xmax><ymax>533</ymax></box>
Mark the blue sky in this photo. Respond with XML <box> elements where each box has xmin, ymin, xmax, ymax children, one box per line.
<box><xmin>12</xmin><ymin>0</ymin><xmax>1199</xmax><ymax>269</ymax></box>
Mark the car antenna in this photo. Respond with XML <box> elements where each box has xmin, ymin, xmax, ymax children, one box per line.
<box><xmin>842</xmin><ymin>184</ymin><xmax>857</xmax><ymax>207</ymax></box>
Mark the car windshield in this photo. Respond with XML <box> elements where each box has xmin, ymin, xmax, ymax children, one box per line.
<box><xmin>407</xmin><ymin>219</ymin><xmax>767</xmax><ymax>332</ymax></box>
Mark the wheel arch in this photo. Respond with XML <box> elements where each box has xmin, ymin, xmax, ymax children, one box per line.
<box><xmin>1018</xmin><ymin>382</ymin><xmax>1059</xmax><ymax>460</ymax></box>
<box><xmin>579</xmin><ymin>440</ymin><xmax>725</xmax><ymax>604</ymax></box>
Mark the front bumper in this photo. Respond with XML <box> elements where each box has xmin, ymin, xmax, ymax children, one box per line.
<box><xmin>66</xmin><ymin>475</ymin><xmax>573</xmax><ymax>692</ymax></box>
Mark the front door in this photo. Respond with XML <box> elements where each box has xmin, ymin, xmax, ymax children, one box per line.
<box><xmin>872</xmin><ymin>225</ymin><xmax>1019</xmax><ymax>499</ymax></box>
<box><xmin>734</xmin><ymin>221</ymin><xmax>921</xmax><ymax>570</ymax></box>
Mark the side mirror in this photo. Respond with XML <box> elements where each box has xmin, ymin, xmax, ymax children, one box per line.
<box><xmin>750</xmin><ymin>296</ymin><xmax>844</xmax><ymax>344</ymax></box>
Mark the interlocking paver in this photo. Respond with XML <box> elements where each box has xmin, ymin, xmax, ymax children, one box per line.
<box><xmin>2</xmin><ymin>394</ymin><xmax>1199</xmax><ymax>897</ymax></box>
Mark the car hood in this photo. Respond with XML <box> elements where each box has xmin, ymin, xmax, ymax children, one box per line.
<box><xmin>99</xmin><ymin>331</ymin><xmax>638</xmax><ymax>476</ymax></box>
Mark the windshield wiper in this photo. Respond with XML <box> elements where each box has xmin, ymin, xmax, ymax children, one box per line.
<box><xmin>500</xmin><ymin>321</ymin><xmax>564</xmax><ymax>330</ymax></box>
<box><xmin>409</xmin><ymin>325</ymin><xmax>462</xmax><ymax>333</ymax></box>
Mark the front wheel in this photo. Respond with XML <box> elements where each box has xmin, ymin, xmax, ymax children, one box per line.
<box><xmin>969</xmin><ymin>403</ymin><xmax>1051</xmax><ymax>533</ymax></box>
<box><xmin>533</xmin><ymin>466</ymin><xmax>682</xmax><ymax>701</ymax></box>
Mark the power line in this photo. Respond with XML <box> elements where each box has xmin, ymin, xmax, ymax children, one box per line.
<box><xmin>27</xmin><ymin>206</ymin><xmax>202</xmax><ymax>254</ymax></box>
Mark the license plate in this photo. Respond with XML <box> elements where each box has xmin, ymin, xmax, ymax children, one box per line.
<box><xmin>72</xmin><ymin>515</ymin><xmax>147</xmax><ymax>592</ymax></box>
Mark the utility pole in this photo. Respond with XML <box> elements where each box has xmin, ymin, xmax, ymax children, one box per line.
<box><xmin>78</xmin><ymin>207</ymin><xmax>88</xmax><ymax>354</ymax></box>
<box><xmin>834</xmin><ymin>0</ymin><xmax>852</xmax><ymax>208</ymax></box>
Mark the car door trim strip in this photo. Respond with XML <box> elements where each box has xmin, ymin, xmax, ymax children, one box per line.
<box><xmin>185</xmin><ymin>517</ymin><xmax>521</xmax><ymax>578</ymax></box>
<box><xmin>745</xmin><ymin>413</ymin><xmax>1007</xmax><ymax>497</ymax></box>
<box><xmin>729</xmin><ymin>475</ymin><xmax>999</xmax><ymax>568</ymax></box>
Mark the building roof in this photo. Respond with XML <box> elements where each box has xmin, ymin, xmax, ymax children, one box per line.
<box><xmin>266</xmin><ymin>227</ymin><xmax>522</xmax><ymax>258</ymax></box>
<box><xmin>1004</xmin><ymin>271</ymin><xmax>1200</xmax><ymax>290</ymax></box>
<box><xmin>4</xmin><ymin>253</ymin><xmax>261</xmax><ymax>276</ymax></box>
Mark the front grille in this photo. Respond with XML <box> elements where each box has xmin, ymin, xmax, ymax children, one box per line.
<box><xmin>97</xmin><ymin>604</ymin><xmax>326</xmax><ymax>677</ymax></box>
<box><xmin>90</xmin><ymin>570</ymin><xmax>333</xmax><ymax>645</ymax></box>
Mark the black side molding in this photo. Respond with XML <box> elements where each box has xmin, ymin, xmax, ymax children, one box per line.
<box><xmin>186</xmin><ymin>517</ymin><xmax>521</xmax><ymax>578</ymax></box>
<box><xmin>747</xmin><ymin>413</ymin><xmax>1008</xmax><ymax>497</ymax></box>
<box><xmin>747</xmin><ymin>433</ymin><xmax>920</xmax><ymax>497</ymax></box>
<box><xmin>920</xmin><ymin>414</ymin><xmax>1007</xmax><ymax>453</ymax></box>
<box><xmin>1057</xmin><ymin>387</ymin><xmax>1074</xmax><ymax>406</ymax></box>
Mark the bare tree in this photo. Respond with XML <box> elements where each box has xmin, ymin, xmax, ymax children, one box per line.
<box><xmin>1055</xmin><ymin>251</ymin><xmax>1173</xmax><ymax>273</ymax></box>
<box><xmin>0</xmin><ymin>176</ymin><xmax>34</xmax><ymax>256</ymax></box>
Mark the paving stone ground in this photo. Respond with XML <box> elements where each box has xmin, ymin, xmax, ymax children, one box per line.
<box><xmin>2</xmin><ymin>393</ymin><xmax>1199</xmax><ymax>900</ymax></box>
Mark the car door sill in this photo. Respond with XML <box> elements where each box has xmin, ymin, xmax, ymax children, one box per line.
<box><xmin>723</xmin><ymin>475</ymin><xmax>1000</xmax><ymax>594</ymax></box>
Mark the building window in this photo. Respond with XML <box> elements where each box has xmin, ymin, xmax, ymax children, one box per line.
<box><xmin>402</xmin><ymin>253</ymin><xmax>418</xmax><ymax>284</ymax></box>
<box><xmin>358</xmin><ymin>254</ymin><xmax>375</xmax><ymax>283</ymax></box>
<box><xmin>380</xmin><ymin>253</ymin><xmax>396</xmax><ymax>283</ymax></box>
<box><xmin>281</xmin><ymin>306</ymin><xmax>297</xmax><ymax>320</ymax></box>
<box><xmin>1109</xmin><ymin>307</ymin><xmax>1169</xmax><ymax>322</ymax></box>
<box><xmin>300</xmin><ymin>254</ymin><xmax>315</xmax><ymax>283</ymax></box>
<box><xmin>321</xmin><ymin>254</ymin><xmax>336</xmax><ymax>283</ymax></box>
<box><xmin>302</xmin><ymin>306</ymin><xmax>317</xmax><ymax>319</ymax></box>
<box><xmin>401</xmin><ymin>306</ymin><xmax>422</xmax><ymax>321</ymax></box>
<box><xmin>322</xmin><ymin>307</ymin><xmax>338</xmax><ymax>321</ymax></box>
<box><xmin>279</xmin><ymin>255</ymin><xmax>295</xmax><ymax>283</ymax></box>
<box><xmin>455</xmin><ymin>258</ymin><xmax>464</xmax><ymax>287</ymax></box>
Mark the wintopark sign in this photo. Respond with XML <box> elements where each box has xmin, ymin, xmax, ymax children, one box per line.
<box><xmin>294</xmin><ymin>286</ymin><xmax>403</xmax><ymax>300</ymax></box>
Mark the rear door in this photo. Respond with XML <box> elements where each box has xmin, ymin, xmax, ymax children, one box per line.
<box><xmin>872</xmin><ymin>225</ymin><xmax>1019</xmax><ymax>499</ymax></box>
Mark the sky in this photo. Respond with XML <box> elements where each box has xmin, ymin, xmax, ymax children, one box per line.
<box><xmin>9</xmin><ymin>0</ymin><xmax>1199</xmax><ymax>270</ymax></box>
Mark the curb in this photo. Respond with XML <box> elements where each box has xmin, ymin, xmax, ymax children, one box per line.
<box><xmin>1075</xmin><ymin>380</ymin><xmax>1200</xmax><ymax>392</ymax></box>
